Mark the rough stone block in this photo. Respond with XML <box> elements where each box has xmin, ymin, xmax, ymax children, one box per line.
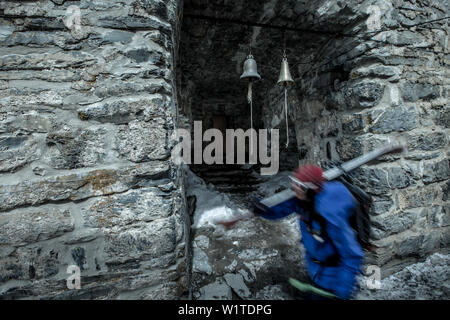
<box><xmin>371</xmin><ymin>197</ymin><xmax>394</xmax><ymax>216</ymax></box>
<box><xmin>430</xmin><ymin>206</ymin><xmax>450</xmax><ymax>228</ymax></box>
<box><xmin>350</xmin><ymin>65</ymin><xmax>401</xmax><ymax>80</ymax></box>
<box><xmin>369</xmin><ymin>106</ymin><xmax>418</xmax><ymax>134</ymax></box>
<box><xmin>0</xmin><ymin>134</ymin><xmax>41</xmax><ymax>173</ymax></box>
<box><xmin>0</xmin><ymin>209</ymin><xmax>74</xmax><ymax>246</ymax></box>
<box><xmin>441</xmin><ymin>227</ymin><xmax>450</xmax><ymax>248</ymax></box>
<box><xmin>386</xmin><ymin>166</ymin><xmax>416</xmax><ymax>189</ymax></box>
<box><xmin>77</xmin><ymin>95</ymin><xmax>168</xmax><ymax>124</ymax></box>
<box><xmin>420</xmin><ymin>233</ymin><xmax>441</xmax><ymax>256</ymax></box>
<box><xmin>192</xmin><ymin>247</ymin><xmax>212</xmax><ymax>275</ymax></box>
<box><xmin>0</xmin><ymin>162</ymin><xmax>170</xmax><ymax>212</ymax></box>
<box><xmin>103</xmin><ymin>218</ymin><xmax>177</xmax><ymax>265</ymax></box>
<box><xmin>0</xmin><ymin>112</ymin><xmax>53</xmax><ymax>134</ymax></box>
<box><xmin>198</xmin><ymin>280</ymin><xmax>232</xmax><ymax>300</ymax></box>
<box><xmin>350</xmin><ymin>166</ymin><xmax>390</xmax><ymax>195</ymax></box>
<box><xmin>402</xmin><ymin>83</ymin><xmax>440</xmax><ymax>102</ymax></box>
<box><xmin>336</xmin><ymin>136</ymin><xmax>363</xmax><ymax>161</ymax></box>
<box><xmin>341</xmin><ymin>113</ymin><xmax>364</xmax><ymax>134</ymax></box>
<box><xmin>406</xmin><ymin>131</ymin><xmax>447</xmax><ymax>152</ymax></box>
<box><xmin>423</xmin><ymin>159</ymin><xmax>450</xmax><ymax>184</ymax></box>
<box><xmin>0</xmin><ymin>247</ymin><xmax>60</xmax><ymax>283</ymax></box>
<box><xmin>443</xmin><ymin>181</ymin><xmax>450</xmax><ymax>201</ymax></box>
<box><xmin>401</xmin><ymin>185</ymin><xmax>441</xmax><ymax>209</ymax></box>
<box><xmin>93</xmin><ymin>78</ymin><xmax>171</xmax><ymax>99</ymax></box>
<box><xmin>396</xmin><ymin>234</ymin><xmax>424</xmax><ymax>258</ymax></box>
<box><xmin>0</xmin><ymin>52</ymin><xmax>97</xmax><ymax>71</ymax></box>
<box><xmin>83</xmin><ymin>187</ymin><xmax>173</xmax><ymax>228</ymax></box>
<box><xmin>44</xmin><ymin>126</ymin><xmax>111</xmax><ymax>170</ymax></box>
<box><xmin>435</xmin><ymin>106</ymin><xmax>449</xmax><ymax>128</ymax></box>
<box><xmin>224</xmin><ymin>273</ymin><xmax>251</xmax><ymax>299</ymax></box>
<box><xmin>371</xmin><ymin>210</ymin><xmax>418</xmax><ymax>240</ymax></box>
<box><xmin>116</xmin><ymin>120</ymin><xmax>168</xmax><ymax>162</ymax></box>
<box><xmin>344</xmin><ymin>80</ymin><xmax>385</xmax><ymax>108</ymax></box>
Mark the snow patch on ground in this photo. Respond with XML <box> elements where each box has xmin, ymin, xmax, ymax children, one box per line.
<box><xmin>185</xmin><ymin>166</ymin><xmax>251</xmax><ymax>229</ymax></box>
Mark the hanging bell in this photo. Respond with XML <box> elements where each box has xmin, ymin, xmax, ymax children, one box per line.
<box><xmin>277</xmin><ymin>56</ymin><xmax>294</xmax><ymax>86</ymax></box>
<box><xmin>240</xmin><ymin>54</ymin><xmax>261</xmax><ymax>81</ymax></box>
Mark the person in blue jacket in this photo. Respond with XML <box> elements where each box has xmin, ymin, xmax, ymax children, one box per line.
<box><xmin>253</xmin><ymin>164</ymin><xmax>364</xmax><ymax>300</ymax></box>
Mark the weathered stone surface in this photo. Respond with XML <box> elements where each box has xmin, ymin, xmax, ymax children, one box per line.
<box><xmin>402</xmin><ymin>83</ymin><xmax>440</xmax><ymax>102</ymax></box>
<box><xmin>0</xmin><ymin>247</ymin><xmax>60</xmax><ymax>283</ymax></box>
<box><xmin>341</xmin><ymin>113</ymin><xmax>364</xmax><ymax>134</ymax></box>
<box><xmin>345</xmin><ymin>80</ymin><xmax>385</xmax><ymax>108</ymax></box>
<box><xmin>427</xmin><ymin>206</ymin><xmax>450</xmax><ymax>228</ymax></box>
<box><xmin>396</xmin><ymin>234</ymin><xmax>424</xmax><ymax>258</ymax></box>
<box><xmin>93</xmin><ymin>78</ymin><xmax>171</xmax><ymax>99</ymax></box>
<box><xmin>406</xmin><ymin>131</ymin><xmax>447</xmax><ymax>152</ymax></box>
<box><xmin>0</xmin><ymin>209</ymin><xmax>74</xmax><ymax>246</ymax></box>
<box><xmin>386</xmin><ymin>166</ymin><xmax>416</xmax><ymax>189</ymax></box>
<box><xmin>223</xmin><ymin>273</ymin><xmax>251</xmax><ymax>299</ymax></box>
<box><xmin>371</xmin><ymin>197</ymin><xmax>394</xmax><ymax>216</ymax></box>
<box><xmin>103</xmin><ymin>217</ymin><xmax>178</xmax><ymax>265</ymax></box>
<box><xmin>0</xmin><ymin>134</ymin><xmax>41</xmax><ymax>173</ymax></box>
<box><xmin>198</xmin><ymin>280</ymin><xmax>232</xmax><ymax>300</ymax></box>
<box><xmin>435</xmin><ymin>106</ymin><xmax>449</xmax><ymax>128</ymax></box>
<box><xmin>0</xmin><ymin>112</ymin><xmax>53</xmax><ymax>134</ymax></box>
<box><xmin>77</xmin><ymin>95</ymin><xmax>168</xmax><ymax>124</ymax></box>
<box><xmin>420</xmin><ymin>233</ymin><xmax>441</xmax><ymax>256</ymax></box>
<box><xmin>371</xmin><ymin>210</ymin><xmax>418</xmax><ymax>240</ymax></box>
<box><xmin>335</xmin><ymin>136</ymin><xmax>363</xmax><ymax>161</ymax></box>
<box><xmin>351</xmin><ymin>166</ymin><xmax>390</xmax><ymax>195</ymax></box>
<box><xmin>83</xmin><ymin>186</ymin><xmax>173</xmax><ymax>228</ymax></box>
<box><xmin>0</xmin><ymin>0</ymin><xmax>186</xmax><ymax>300</ymax></box>
<box><xmin>401</xmin><ymin>185</ymin><xmax>441</xmax><ymax>209</ymax></box>
<box><xmin>43</xmin><ymin>126</ymin><xmax>111</xmax><ymax>170</ymax></box>
<box><xmin>116</xmin><ymin>120</ymin><xmax>168</xmax><ymax>162</ymax></box>
<box><xmin>192</xmin><ymin>247</ymin><xmax>213</xmax><ymax>275</ymax></box>
<box><xmin>423</xmin><ymin>159</ymin><xmax>450</xmax><ymax>184</ymax></box>
<box><xmin>0</xmin><ymin>52</ymin><xmax>97</xmax><ymax>71</ymax></box>
<box><xmin>0</xmin><ymin>162</ymin><xmax>170</xmax><ymax>212</ymax></box>
<box><xmin>369</xmin><ymin>106</ymin><xmax>418</xmax><ymax>134</ymax></box>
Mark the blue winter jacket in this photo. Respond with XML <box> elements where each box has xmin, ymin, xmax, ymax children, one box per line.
<box><xmin>256</xmin><ymin>181</ymin><xmax>364</xmax><ymax>299</ymax></box>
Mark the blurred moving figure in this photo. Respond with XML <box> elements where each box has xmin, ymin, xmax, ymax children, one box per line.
<box><xmin>253</xmin><ymin>164</ymin><xmax>364</xmax><ymax>300</ymax></box>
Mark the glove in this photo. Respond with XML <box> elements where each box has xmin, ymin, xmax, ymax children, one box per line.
<box><xmin>251</xmin><ymin>196</ymin><xmax>269</xmax><ymax>215</ymax></box>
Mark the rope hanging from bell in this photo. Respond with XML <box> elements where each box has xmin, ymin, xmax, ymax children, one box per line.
<box><xmin>277</xmin><ymin>48</ymin><xmax>294</xmax><ymax>149</ymax></box>
<box><xmin>240</xmin><ymin>47</ymin><xmax>261</xmax><ymax>156</ymax></box>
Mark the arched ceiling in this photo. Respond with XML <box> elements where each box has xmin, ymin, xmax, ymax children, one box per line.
<box><xmin>178</xmin><ymin>0</ymin><xmax>368</xmax><ymax>112</ymax></box>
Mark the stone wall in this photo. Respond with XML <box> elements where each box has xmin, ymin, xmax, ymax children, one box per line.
<box><xmin>0</xmin><ymin>0</ymin><xmax>190</xmax><ymax>299</ymax></box>
<box><xmin>262</xmin><ymin>0</ymin><xmax>449</xmax><ymax>276</ymax></box>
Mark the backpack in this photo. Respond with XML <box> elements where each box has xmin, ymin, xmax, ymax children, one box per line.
<box><xmin>305</xmin><ymin>175</ymin><xmax>374</xmax><ymax>252</ymax></box>
<box><xmin>338</xmin><ymin>176</ymin><xmax>373</xmax><ymax>251</ymax></box>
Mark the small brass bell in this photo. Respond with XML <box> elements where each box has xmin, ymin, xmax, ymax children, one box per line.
<box><xmin>277</xmin><ymin>56</ymin><xmax>294</xmax><ymax>86</ymax></box>
<box><xmin>240</xmin><ymin>54</ymin><xmax>261</xmax><ymax>81</ymax></box>
<box><xmin>240</xmin><ymin>54</ymin><xmax>260</xmax><ymax>157</ymax></box>
<box><xmin>277</xmin><ymin>53</ymin><xmax>294</xmax><ymax>149</ymax></box>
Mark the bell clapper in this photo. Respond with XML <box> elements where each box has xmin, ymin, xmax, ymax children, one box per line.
<box><xmin>284</xmin><ymin>86</ymin><xmax>289</xmax><ymax>149</ymax></box>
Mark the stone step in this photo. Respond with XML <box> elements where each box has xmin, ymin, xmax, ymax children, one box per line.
<box><xmin>215</xmin><ymin>185</ymin><xmax>257</xmax><ymax>193</ymax></box>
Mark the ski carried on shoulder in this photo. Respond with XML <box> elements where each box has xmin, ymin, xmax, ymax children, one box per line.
<box><xmin>260</xmin><ymin>142</ymin><xmax>405</xmax><ymax>208</ymax></box>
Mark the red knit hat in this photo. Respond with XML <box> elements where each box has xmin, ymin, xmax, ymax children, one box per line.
<box><xmin>293</xmin><ymin>164</ymin><xmax>325</xmax><ymax>191</ymax></box>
